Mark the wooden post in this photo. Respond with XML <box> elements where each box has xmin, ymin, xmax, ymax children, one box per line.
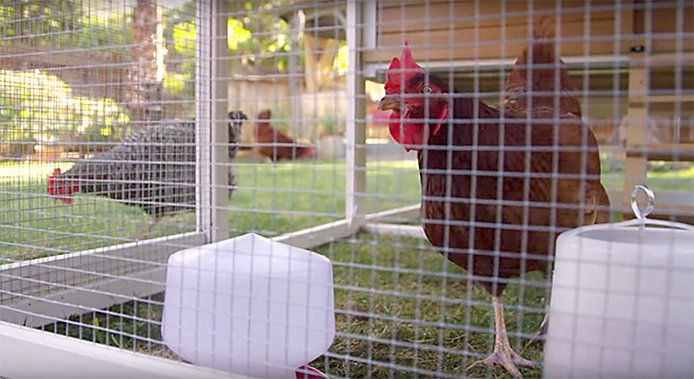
<box><xmin>196</xmin><ymin>0</ymin><xmax>229</xmax><ymax>242</ymax></box>
<box><xmin>622</xmin><ymin>52</ymin><xmax>648</xmax><ymax>217</ymax></box>
<box><xmin>345</xmin><ymin>0</ymin><xmax>366</xmax><ymax>227</ymax></box>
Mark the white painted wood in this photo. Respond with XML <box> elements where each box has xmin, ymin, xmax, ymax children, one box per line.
<box><xmin>272</xmin><ymin>219</ymin><xmax>361</xmax><ymax>250</ymax></box>
<box><xmin>607</xmin><ymin>190</ymin><xmax>694</xmax><ymax>217</ymax></box>
<box><xmin>273</xmin><ymin>204</ymin><xmax>421</xmax><ymax>249</ymax></box>
<box><xmin>211</xmin><ymin>0</ymin><xmax>230</xmax><ymax>242</ymax></box>
<box><xmin>196</xmin><ymin>0</ymin><xmax>212</xmax><ymax>236</ymax></box>
<box><xmin>345</xmin><ymin>0</ymin><xmax>367</xmax><ymax>226</ymax></box>
<box><xmin>363</xmin><ymin>0</ymin><xmax>377</xmax><ymax>50</ymax></box>
<box><xmin>365</xmin><ymin>203</ymin><xmax>421</xmax><ymax>223</ymax></box>
<box><xmin>622</xmin><ymin>53</ymin><xmax>648</xmax><ymax>212</ymax></box>
<box><xmin>195</xmin><ymin>0</ymin><xmax>230</xmax><ymax>241</ymax></box>
<box><xmin>0</xmin><ymin>232</ymin><xmax>205</xmax><ymax>327</ymax></box>
<box><xmin>362</xmin><ymin>223</ymin><xmax>427</xmax><ymax>239</ymax></box>
<box><xmin>0</xmin><ymin>320</ymin><xmax>242</xmax><ymax>379</ymax></box>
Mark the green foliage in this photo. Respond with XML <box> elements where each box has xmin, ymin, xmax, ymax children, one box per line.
<box><xmin>0</xmin><ymin>69</ymin><xmax>128</xmax><ymax>146</ymax></box>
<box><xmin>333</xmin><ymin>43</ymin><xmax>348</xmax><ymax>75</ymax></box>
<box><xmin>0</xmin><ymin>1</ymin><xmax>131</xmax><ymax>50</ymax></box>
<box><xmin>162</xmin><ymin>2</ymin><xmax>196</xmax><ymax>101</ymax></box>
<box><xmin>227</xmin><ymin>18</ymin><xmax>251</xmax><ymax>50</ymax></box>
<box><xmin>229</xmin><ymin>2</ymin><xmax>291</xmax><ymax>74</ymax></box>
<box><xmin>172</xmin><ymin>21</ymin><xmax>195</xmax><ymax>54</ymax></box>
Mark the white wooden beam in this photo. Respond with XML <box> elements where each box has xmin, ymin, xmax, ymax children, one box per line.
<box><xmin>365</xmin><ymin>203</ymin><xmax>421</xmax><ymax>223</ymax></box>
<box><xmin>345</xmin><ymin>0</ymin><xmax>367</xmax><ymax>226</ymax></box>
<box><xmin>362</xmin><ymin>223</ymin><xmax>427</xmax><ymax>239</ymax></box>
<box><xmin>0</xmin><ymin>232</ymin><xmax>205</xmax><ymax>327</ymax></box>
<box><xmin>622</xmin><ymin>52</ymin><xmax>648</xmax><ymax>215</ymax></box>
<box><xmin>0</xmin><ymin>320</ymin><xmax>240</xmax><ymax>379</ymax></box>
<box><xmin>272</xmin><ymin>219</ymin><xmax>360</xmax><ymax>250</ymax></box>
<box><xmin>196</xmin><ymin>0</ymin><xmax>229</xmax><ymax>242</ymax></box>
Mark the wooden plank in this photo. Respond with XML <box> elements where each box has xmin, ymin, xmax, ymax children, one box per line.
<box><xmin>0</xmin><ymin>43</ymin><xmax>120</xmax><ymax>69</ymax></box>
<box><xmin>346</xmin><ymin>0</ymin><xmax>367</xmax><ymax>224</ymax></box>
<box><xmin>649</xmin><ymin>7</ymin><xmax>694</xmax><ymax>33</ymax></box>
<box><xmin>364</xmin><ymin>203</ymin><xmax>420</xmax><ymax>223</ymax></box>
<box><xmin>630</xmin><ymin>94</ymin><xmax>694</xmax><ymax>104</ymax></box>
<box><xmin>378</xmin><ymin>19</ymin><xmax>620</xmax><ymax>47</ymax></box>
<box><xmin>378</xmin><ymin>0</ymin><xmax>619</xmax><ymax>14</ymax></box>
<box><xmin>370</xmin><ymin>1</ymin><xmax>694</xmax><ymax>62</ymax></box>
<box><xmin>0</xmin><ymin>321</ymin><xmax>238</xmax><ymax>379</ymax></box>
<box><xmin>626</xmin><ymin>143</ymin><xmax>694</xmax><ymax>161</ymax></box>
<box><xmin>211</xmin><ymin>0</ymin><xmax>230</xmax><ymax>241</ymax></box>
<box><xmin>622</xmin><ymin>56</ymin><xmax>649</xmax><ymax>215</ymax></box>
<box><xmin>272</xmin><ymin>219</ymin><xmax>362</xmax><ymax>250</ymax></box>
<box><xmin>649</xmin><ymin>36</ymin><xmax>694</xmax><ymax>54</ymax></box>
<box><xmin>607</xmin><ymin>190</ymin><xmax>694</xmax><ymax>219</ymax></box>
<box><xmin>363</xmin><ymin>36</ymin><xmax>639</xmax><ymax>64</ymax></box>
<box><xmin>273</xmin><ymin>204</ymin><xmax>422</xmax><ymax>250</ymax></box>
<box><xmin>379</xmin><ymin>9</ymin><xmax>618</xmax><ymax>35</ymax></box>
<box><xmin>363</xmin><ymin>223</ymin><xmax>426</xmax><ymax>239</ymax></box>
<box><xmin>1</xmin><ymin>266</ymin><xmax>166</xmax><ymax>327</ymax></box>
<box><xmin>0</xmin><ymin>232</ymin><xmax>205</xmax><ymax>327</ymax></box>
<box><xmin>379</xmin><ymin>0</ymin><xmax>450</xmax><ymax>8</ymax></box>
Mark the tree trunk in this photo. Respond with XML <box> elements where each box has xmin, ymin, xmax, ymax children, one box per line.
<box><xmin>126</xmin><ymin>0</ymin><xmax>163</xmax><ymax>126</ymax></box>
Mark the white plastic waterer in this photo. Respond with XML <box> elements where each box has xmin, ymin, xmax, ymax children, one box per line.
<box><xmin>544</xmin><ymin>185</ymin><xmax>694</xmax><ymax>377</ymax></box>
<box><xmin>161</xmin><ymin>233</ymin><xmax>335</xmax><ymax>378</ymax></box>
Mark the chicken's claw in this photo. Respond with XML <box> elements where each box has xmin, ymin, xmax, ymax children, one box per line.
<box><xmin>466</xmin><ymin>295</ymin><xmax>540</xmax><ymax>378</ymax></box>
<box><xmin>467</xmin><ymin>345</ymin><xmax>539</xmax><ymax>378</ymax></box>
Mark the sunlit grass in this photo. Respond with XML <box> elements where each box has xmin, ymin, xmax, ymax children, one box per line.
<box><xmin>2</xmin><ymin>157</ymin><xmax>692</xmax><ymax>377</ymax></box>
<box><xmin>3</xmin><ymin>158</ymin><xmax>693</xmax><ymax>261</ymax></box>
<box><xmin>40</xmin><ymin>233</ymin><xmax>547</xmax><ymax>378</ymax></box>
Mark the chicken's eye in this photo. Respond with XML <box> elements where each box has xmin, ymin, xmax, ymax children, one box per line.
<box><xmin>422</xmin><ymin>85</ymin><xmax>433</xmax><ymax>94</ymax></box>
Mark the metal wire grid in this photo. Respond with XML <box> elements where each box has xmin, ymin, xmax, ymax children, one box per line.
<box><xmin>0</xmin><ymin>0</ymin><xmax>692</xmax><ymax>378</ymax></box>
<box><xmin>0</xmin><ymin>0</ymin><xmax>203</xmax><ymax>359</ymax></box>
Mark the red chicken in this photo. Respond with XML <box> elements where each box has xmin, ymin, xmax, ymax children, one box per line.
<box><xmin>378</xmin><ymin>24</ymin><xmax>610</xmax><ymax>376</ymax></box>
<box><xmin>254</xmin><ymin>110</ymin><xmax>313</xmax><ymax>162</ymax></box>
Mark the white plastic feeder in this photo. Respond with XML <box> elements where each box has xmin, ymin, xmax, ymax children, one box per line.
<box><xmin>161</xmin><ymin>233</ymin><xmax>335</xmax><ymax>378</ymax></box>
<box><xmin>544</xmin><ymin>186</ymin><xmax>694</xmax><ymax>378</ymax></box>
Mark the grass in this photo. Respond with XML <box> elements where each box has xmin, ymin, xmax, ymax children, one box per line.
<box><xmin>2</xmin><ymin>157</ymin><xmax>693</xmax><ymax>377</ymax></box>
<box><xmin>2</xmin><ymin>158</ymin><xmax>691</xmax><ymax>261</ymax></box>
<box><xmin>0</xmin><ymin>159</ymin><xmax>421</xmax><ymax>260</ymax></box>
<box><xmin>310</xmin><ymin>233</ymin><xmax>547</xmax><ymax>378</ymax></box>
<box><xmin>39</xmin><ymin>233</ymin><xmax>547</xmax><ymax>378</ymax></box>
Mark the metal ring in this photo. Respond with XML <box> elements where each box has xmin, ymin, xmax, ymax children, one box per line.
<box><xmin>630</xmin><ymin>184</ymin><xmax>655</xmax><ymax>220</ymax></box>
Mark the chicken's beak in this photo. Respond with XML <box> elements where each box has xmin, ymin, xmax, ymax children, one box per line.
<box><xmin>378</xmin><ymin>95</ymin><xmax>400</xmax><ymax>112</ymax></box>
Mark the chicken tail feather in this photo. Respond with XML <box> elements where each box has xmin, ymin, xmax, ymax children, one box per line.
<box><xmin>532</xmin><ymin>15</ymin><xmax>555</xmax><ymax>41</ymax></box>
<box><xmin>502</xmin><ymin>15</ymin><xmax>581</xmax><ymax>118</ymax></box>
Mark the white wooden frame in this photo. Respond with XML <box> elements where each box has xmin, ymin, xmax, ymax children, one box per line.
<box><xmin>0</xmin><ymin>320</ymin><xmax>240</xmax><ymax>378</ymax></box>
<box><xmin>0</xmin><ymin>0</ymin><xmax>228</xmax><ymax>327</ymax></box>
<box><xmin>0</xmin><ymin>0</ymin><xmax>424</xmax><ymax>345</ymax></box>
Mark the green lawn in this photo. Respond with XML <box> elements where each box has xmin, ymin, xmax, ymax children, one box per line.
<box><xmin>0</xmin><ymin>159</ymin><xmax>422</xmax><ymax>261</ymax></box>
<box><xmin>2</xmin><ymin>158</ymin><xmax>691</xmax><ymax>261</ymax></box>
<box><xmin>2</xmin><ymin>158</ymin><xmax>693</xmax><ymax>377</ymax></box>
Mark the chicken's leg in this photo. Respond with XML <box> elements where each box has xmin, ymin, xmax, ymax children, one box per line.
<box><xmin>523</xmin><ymin>310</ymin><xmax>549</xmax><ymax>350</ymax></box>
<box><xmin>467</xmin><ymin>295</ymin><xmax>539</xmax><ymax>378</ymax></box>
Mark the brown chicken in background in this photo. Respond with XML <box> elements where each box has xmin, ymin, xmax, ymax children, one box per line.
<box><xmin>378</xmin><ymin>19</ymin><xmax>610</xmax><ymax>377</ymax></box>
<box><xmin>254</xmin><ymin>109</ymin><xmax>314</xmax><ymax>162</ymax></box>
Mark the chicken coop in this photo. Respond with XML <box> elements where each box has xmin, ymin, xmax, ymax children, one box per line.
<box><xmin>1</xmin><ymin>0</ymin><xmax>693</xmax><ymax>378</ymax></box>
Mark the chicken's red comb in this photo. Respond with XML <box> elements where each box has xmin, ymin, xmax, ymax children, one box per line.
<box><xmin>385</xmin><ymin>41</ymin><xmax>424</xmax><ymax>94</ymax></box>
<box><xmin>47</xmin><ymin>167</ymin><xmax>74</xmax><ymax>204</ymax></box>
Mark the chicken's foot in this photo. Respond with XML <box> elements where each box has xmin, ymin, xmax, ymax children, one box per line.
<box><xmin>466</xmin><ymin>295</ymin><xmax>539</xmax><ymax>378</ymax></box>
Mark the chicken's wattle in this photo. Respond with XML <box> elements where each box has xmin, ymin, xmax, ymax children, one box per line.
<box><xmin>387</xmin><ymin>107</ymin><xmax>447</xmax><ymax>152</ymax></box>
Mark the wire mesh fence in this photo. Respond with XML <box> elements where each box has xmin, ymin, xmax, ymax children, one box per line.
<box><xmin>1</xmin><ymin>0</ymin><xmax>693</xmax><ymax>378</ymax></box>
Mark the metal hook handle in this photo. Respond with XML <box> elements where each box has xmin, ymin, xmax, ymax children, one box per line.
<box><xmin>630</xmin><ymin>184</ymin><xmax>655</xmax><ymax>221</ymax></box>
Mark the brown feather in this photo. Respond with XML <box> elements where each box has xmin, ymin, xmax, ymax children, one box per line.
<box><xmin>254</xmin><ymin>110</ymin><xmax>312</xmax><ymax>162</ymax></box>
<box><xmin>413</xmin><ymin>21</ymin><xmax>610</xmax><ymax>295</ymax></box>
